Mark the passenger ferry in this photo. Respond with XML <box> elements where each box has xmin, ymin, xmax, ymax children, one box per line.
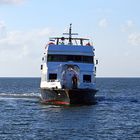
<box><xmin>40</xmin><ymin>24</ymin><xmax>98</xmax><ymax>105</ymax></box>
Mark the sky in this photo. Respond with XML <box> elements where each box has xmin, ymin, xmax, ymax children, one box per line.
<box><xmin>0</xmin><ymin>0</ymin><xmax>140</xmax><ymax>77</ymax></box>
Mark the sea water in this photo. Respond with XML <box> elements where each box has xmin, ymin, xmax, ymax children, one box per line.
<box><xmin>0</xmin><ymin>78</ymin><xmax>140</xmax><ymax>140</ymax></box>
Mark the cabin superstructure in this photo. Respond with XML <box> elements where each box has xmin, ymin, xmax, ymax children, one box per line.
<box><xmin>40</xmin><ymin>24</ymin><xmax>97</xmax><ymax>105</ymax></box>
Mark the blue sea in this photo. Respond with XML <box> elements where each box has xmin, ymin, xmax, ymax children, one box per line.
<box><xmin>0</xmin><ymin>78</ymin><xmax>140</xmax><ymax>140</ymax></box>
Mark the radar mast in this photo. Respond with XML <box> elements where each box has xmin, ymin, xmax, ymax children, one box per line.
<box><xmin>63</xmin><ymin>24</ymin><xmax>78</xmax><ymax>45</ymax></box>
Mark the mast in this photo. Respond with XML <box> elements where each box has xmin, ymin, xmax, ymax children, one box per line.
<box><xmin>63</xmin><ymin>24</ymin><xmax>78</xmax><ymax>45</ymax></box>
<box><xmin>69</xmin><ymin>23</ymin><xmax>72</xmax><ymax>44</ymax></box>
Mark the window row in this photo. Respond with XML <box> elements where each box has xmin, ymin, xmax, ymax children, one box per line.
<box><xmin>47</xmin><ymin>54</ymin><xmax>93</xmax><ymax>64</ymax></box>
<box><xmin>49</xmin><ymin>73</ymin><xmax>91</xmax><ymax>83</ymax></box>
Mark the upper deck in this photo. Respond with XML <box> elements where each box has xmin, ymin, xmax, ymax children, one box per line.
<box><xmin>49</xmin><ymin>23</ymin><xmax>91</xmax><ymax>46</ymax></box>
<box><xmin>49</xmin><ymin>37</ymin><xmax>91</xmax><ymax>46</ymax></box>
<box><xmin>45</xmin><ymin>24</ymin><xmax>95</xmax><ymax>56</ymax></box>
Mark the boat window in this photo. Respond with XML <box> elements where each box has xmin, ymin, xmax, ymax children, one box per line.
<box><xmin>83</xmin><ymin>75</ymin><xmax>91</xmax><ymax>83</ymax></box>
<box><xmin>49</xmin><ymin>73</ymin><xmax>57</xmax><ymax>80</ymax></box>
<box><xmin>41</xmin><ymin>65</ymin><xmax>43</xmax><ymax>70</ymax></box>
<box><xmin>47</xmin><ymin>54</ymin><xmax>93</xmax><ymax>64</ymax></box>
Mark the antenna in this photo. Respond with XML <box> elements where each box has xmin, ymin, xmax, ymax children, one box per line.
<box><xmin>63</xmin><ymin>24</ymin><xmax>78</xmax><ymax>45</ymax></box>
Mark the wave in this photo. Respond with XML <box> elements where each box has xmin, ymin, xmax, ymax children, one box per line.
<box><xmin>0</xmin><ymin>93</ymin><xmax>41</xmax><ymax>99</ymax></box>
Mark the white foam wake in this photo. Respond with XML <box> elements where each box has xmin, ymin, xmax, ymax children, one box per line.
<box><xmin>0</xmin><ymin>93</ymin><xmax>41</xmax><ymax>99</ymax></box>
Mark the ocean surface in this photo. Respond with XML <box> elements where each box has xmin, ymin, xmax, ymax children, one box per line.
<box><xmin>0</xmin><ymin>78</ymin><xmax>140</xmax><ymax>140</ymax></box>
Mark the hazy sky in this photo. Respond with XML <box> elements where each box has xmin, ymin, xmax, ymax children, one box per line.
<box><xmin>0</xmin><ymin>0</ymin><xmax>140</xmax><ymax>77</ymax></box>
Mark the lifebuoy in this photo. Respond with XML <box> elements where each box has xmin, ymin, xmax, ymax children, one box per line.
<box><xmin>86</xmin><ymin>42</ymin><xmax>91</xmax><ymax>46</ymax></box>
<box><xmin>48</xmin><ymin>42</ymin><xmax>55</xmax><ymax>45</ymax></box>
